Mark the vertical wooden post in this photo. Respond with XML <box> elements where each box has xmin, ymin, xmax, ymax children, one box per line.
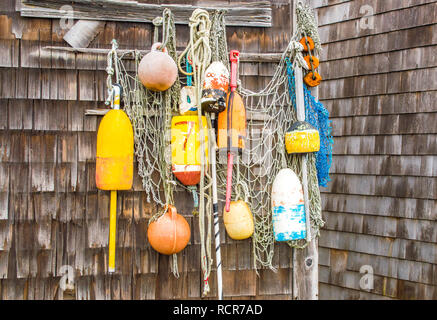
<box><xmin>291</xmin><ymin>0</ymin><xmax>319</xmax><ymax>300</ymax></box>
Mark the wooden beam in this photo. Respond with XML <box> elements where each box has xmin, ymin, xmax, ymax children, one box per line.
<box><xmin>85</xmin><ymin>108</ymin><xmax>270</xmax><ymax>121</ymax></box>
<box><xmin>291</xmin><ymin>0</ymin><xmax>319</xmax><ymax>301</ymax></box>
<box><xmin>42</xmin><ymin>46</ymin><xmax>283</xmax><ymax>62</ymax></box>
<box><xmin>20</xmin><ymin>0</ymin><xmax>272</xmax><ymax>27</ymax></box>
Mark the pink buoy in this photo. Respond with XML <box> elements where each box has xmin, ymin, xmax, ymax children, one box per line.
<box><xmin>138</xmin><ymin>42</ymin><xmax>178</xmax><ymax>92</ymax></box>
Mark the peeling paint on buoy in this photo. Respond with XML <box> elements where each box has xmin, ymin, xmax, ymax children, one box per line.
<box><xmin>271</xmin><ymin>168</ymin><xmax>307</xmax><ymax>241</ymax></box>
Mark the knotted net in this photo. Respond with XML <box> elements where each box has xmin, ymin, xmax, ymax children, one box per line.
<box><xmin>104</xmin><ymin>3</ymin><xmax>327</xmax><ymax>288</ymax></box>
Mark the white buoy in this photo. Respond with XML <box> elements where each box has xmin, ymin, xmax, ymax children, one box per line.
<box><xmin>271</xmin><ymin>168</ymin><xmax>307</xmax><ymax>241</ymax></box>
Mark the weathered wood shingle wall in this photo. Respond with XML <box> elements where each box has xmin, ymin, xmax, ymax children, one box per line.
<box><xmin>313</xmin><ymin>0</ymin><xmax>437</xmax><ymax>299</ymax></box>
<box><xmin>0</xmin><ymin>0</ymin><xmax>299</xmax><ymax>300</ymax></box>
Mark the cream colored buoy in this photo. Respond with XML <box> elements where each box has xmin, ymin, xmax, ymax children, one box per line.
<box><xmin>223</xmin><ymin>200</ymin><xmax>254</xmax><ymax>240</ymax></box>
<box><xmin>271</xmin><ymin>168</ymin><xmax>307</xmax><ymax>241</ymax></box>
<box><xmin>138</xmin><ymin>42</ymin><xmax>178</xmax><ymax>92</ymax></box>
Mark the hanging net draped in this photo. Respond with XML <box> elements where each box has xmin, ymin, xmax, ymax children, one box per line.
<box><xmin>104</xmin><ymin>3</ymin><xmax>330</xmax><ymax>290</ymax></box>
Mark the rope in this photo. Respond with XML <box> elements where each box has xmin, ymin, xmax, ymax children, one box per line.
<box><xmin>296</xmin><ymin>1</ymin><xmax>322</xmax><ymax>55</ymax></box>
<box><xmin>178</xmin><ymin>8</ymin><xmax>213</xmax><ymax>296</ymax></box>
<box><xmin>105</xmin><ymin>39</ymin><xmax>119</xmax><ymax>106</ymax></box>
<box><xmin>152</xmin><ymin>16</ymin><xmax>163</xmax><ymax>44</ymax></box>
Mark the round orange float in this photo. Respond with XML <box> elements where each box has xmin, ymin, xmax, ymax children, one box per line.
<box><xmin>304</xmin><ymin>55</ymin><xmax>319</xmax><ymax>70</ymax></box>
<box><xmin>147</xmin><ymin>205</ymin><xmax>191</xmax><ymax>255</ymax></box>
<box><xmin>304</xmin><ymin>71</ymin><xmax>322</xmax><ymax>87</ymax></box>
<box><xmin>299</xmin><ymin>36</ymin><xmax>315</xmax><ymax>52</ymax></box>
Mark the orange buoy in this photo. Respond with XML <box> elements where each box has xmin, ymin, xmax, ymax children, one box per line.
<box><xmin>304</xmin><ymin>71</ymin><xmax>322</xmax><ymax>87</ymax></box>
<box><xmin>138</xmin><ymin>42</ymin><xmax>178</xmax><ymax>92</ymax></box>
<box><xmin>304</xmin><ymin>55</ymin><xmax>319</xmax><ymax>70</ymax></box>
<box><xmin>217</xmin><ymin>50</ymin><xmax>246</xmax><ymax>213</ymax></box>
<box><xmin>147</xmin><ymin>205</ymin><xmax>191</xmax><ymax>255</ymax></box>
<box><xmin>300</xmin><ymin>37</ymin><xmax>315</xmax><ymax>52</ymax></box>
<box><xmin>217</xmin><ymin>92</ymin><xmax>246</xmax><ymax>152</ymax></box>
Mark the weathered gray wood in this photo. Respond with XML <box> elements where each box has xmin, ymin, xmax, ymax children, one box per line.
<box><xmin>330</xmin><ymin>155</ymin><xmax>437</xmax><ymax>177</ymax></box>
<box><xmin>323</xmin><ymin>91</ymin><xmax>437</xmax><ymax>118</ymax></box>
<box><xmin>319</xmin><ymin>247</ymin><xmax>437</xmax><ymax>286</ymax></box>
<box><xmin>319</xmin><ymin>229</ymin><xmax>437</xmax><ymax>265</ymax></box>
<box><xmin>20</xmin><ymin>0</ymin><xmax>272</xmax><ymax>27</ymax></box>
<box><xmin>332</xmin><ymin>134</ymin><xmax>437</xmax><ymax>156</ymax></box>
<box><xmin>325</xmin><ymin>173</ymin><xmax>437</xmax><ymax>200</ymax></box>
<box><xmin>320</xmin><ymin>24</ymin><xmax>437</xmax><ymax>62</ymax></box>
<box><xmin>319</xmin><ymin>265</ymin><xmax>437</xmax><ymax>299</ymax></box>
<box><xmin>331</xmin><ymin>113</ymin><xmax>437</xmax><ymax>136</ymax></box>
<box><xmin>42</xmin><ymin>46</ymin><xmax>283</xmax><ymax>62</ymax></box>
<box><xmin>321</xmin><ymin>193</ymin><xmax>437</xmax><ymax>221</ymax></box>
<box><xmin>319</xmin><ymin>281</ymin><xmax>395</xmax><ymax>300</ymax></box>
<box><xmin>320</xmin><ymin>68</ymin><xmax>437</xmax><ymax>99</ymax></box>
<box><xmin>309</xmin><ymin>0</ymin><xmax>351</xmax><ymax>9</ymax></box>
<box><xmin>318</xmin><ymin>2</ymin><xmax>437</xmax><ymax>43</ymax></box>
<box><xmin>315</xmin><ymin>0</ymin><xmax>436</xmax><ymax>27</ymax></box>
<box><xmin>322</xmin><ymin>45</ymin><xmax>437</xmax><ymax>81</ymax></box>
<box><xmin>323</xmin><ymin>211</ymin><xmax>437</xmax><ymax>243</ymax></box>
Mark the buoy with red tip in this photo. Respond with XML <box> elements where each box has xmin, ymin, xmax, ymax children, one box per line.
<box><xmin>217</xmin><ymin>50</ymin><xmax>246</xmax><ymax>212</ymax></box>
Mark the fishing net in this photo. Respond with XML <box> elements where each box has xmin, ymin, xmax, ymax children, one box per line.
<box><xmin>211</xmin><ymin>3</ymin><xmax>326</xmax><ymax>269</ymax></box>
<box><xmin>103</xmin><ymin>3</ymin><xmax>329</xmax><ymax>290</ymax></box>
<box><xmin>286</xmin><ymin>65</ymin><xmax>333</xmax><ymax>187</ymax></box>
<box><xmin>105</xmin><ymin>9</ymin><xmax>183</xmax><ymax>277</ymax></box>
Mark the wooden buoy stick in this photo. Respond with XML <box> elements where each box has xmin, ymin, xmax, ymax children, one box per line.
<box><xmin>210</xmin><ymin>113</ymin><xmax>223</xmax><ymax>300</ymax></box>
<box><xmin>109</xmin><ymin>190</ymin><xmax>117</xmax><ymax>273</ymax></box>
<box><xmin>291</xmin><ymin>0</ymin><xmax>319</xmax><ymax>301</ymax></box>
<box><xmin>294</xmin><ymin>66</ymin><xmax>312</xmax><ymax>243</ymax></box>
<box><xmin>225</xmin><ymin>153</ymin><xmax>234</xmax><ymax>212</ymax></box>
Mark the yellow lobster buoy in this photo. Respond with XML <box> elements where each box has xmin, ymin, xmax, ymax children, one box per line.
<box><xmin>171</xmin><ymin>115</ymin><xmax>209</xmax><ymax>186</ymax></box>
<box><xmin>285</xmin><ymin>121</ymin><xmax>320</xmax><ymax>154</ymax></box>
<box><xmin>96</xmin><ymin>84</ymin><xmax>134</xmax><ymax>273</ymax></box>
<box><xmin>223</xmin><ymin>200</ymin><xmax>254</xmax><ymax>240</ymax></box>
<box><xmin>96</xmin><ymin>113</ymin><xmax>134</xmax><ymax>190</ymax></box>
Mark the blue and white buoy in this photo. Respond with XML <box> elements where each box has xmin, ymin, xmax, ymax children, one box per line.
<box><xmin>271</xmin><ymin>168</ymin><xmax>307</xmax><ymax>241</ymax></box>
